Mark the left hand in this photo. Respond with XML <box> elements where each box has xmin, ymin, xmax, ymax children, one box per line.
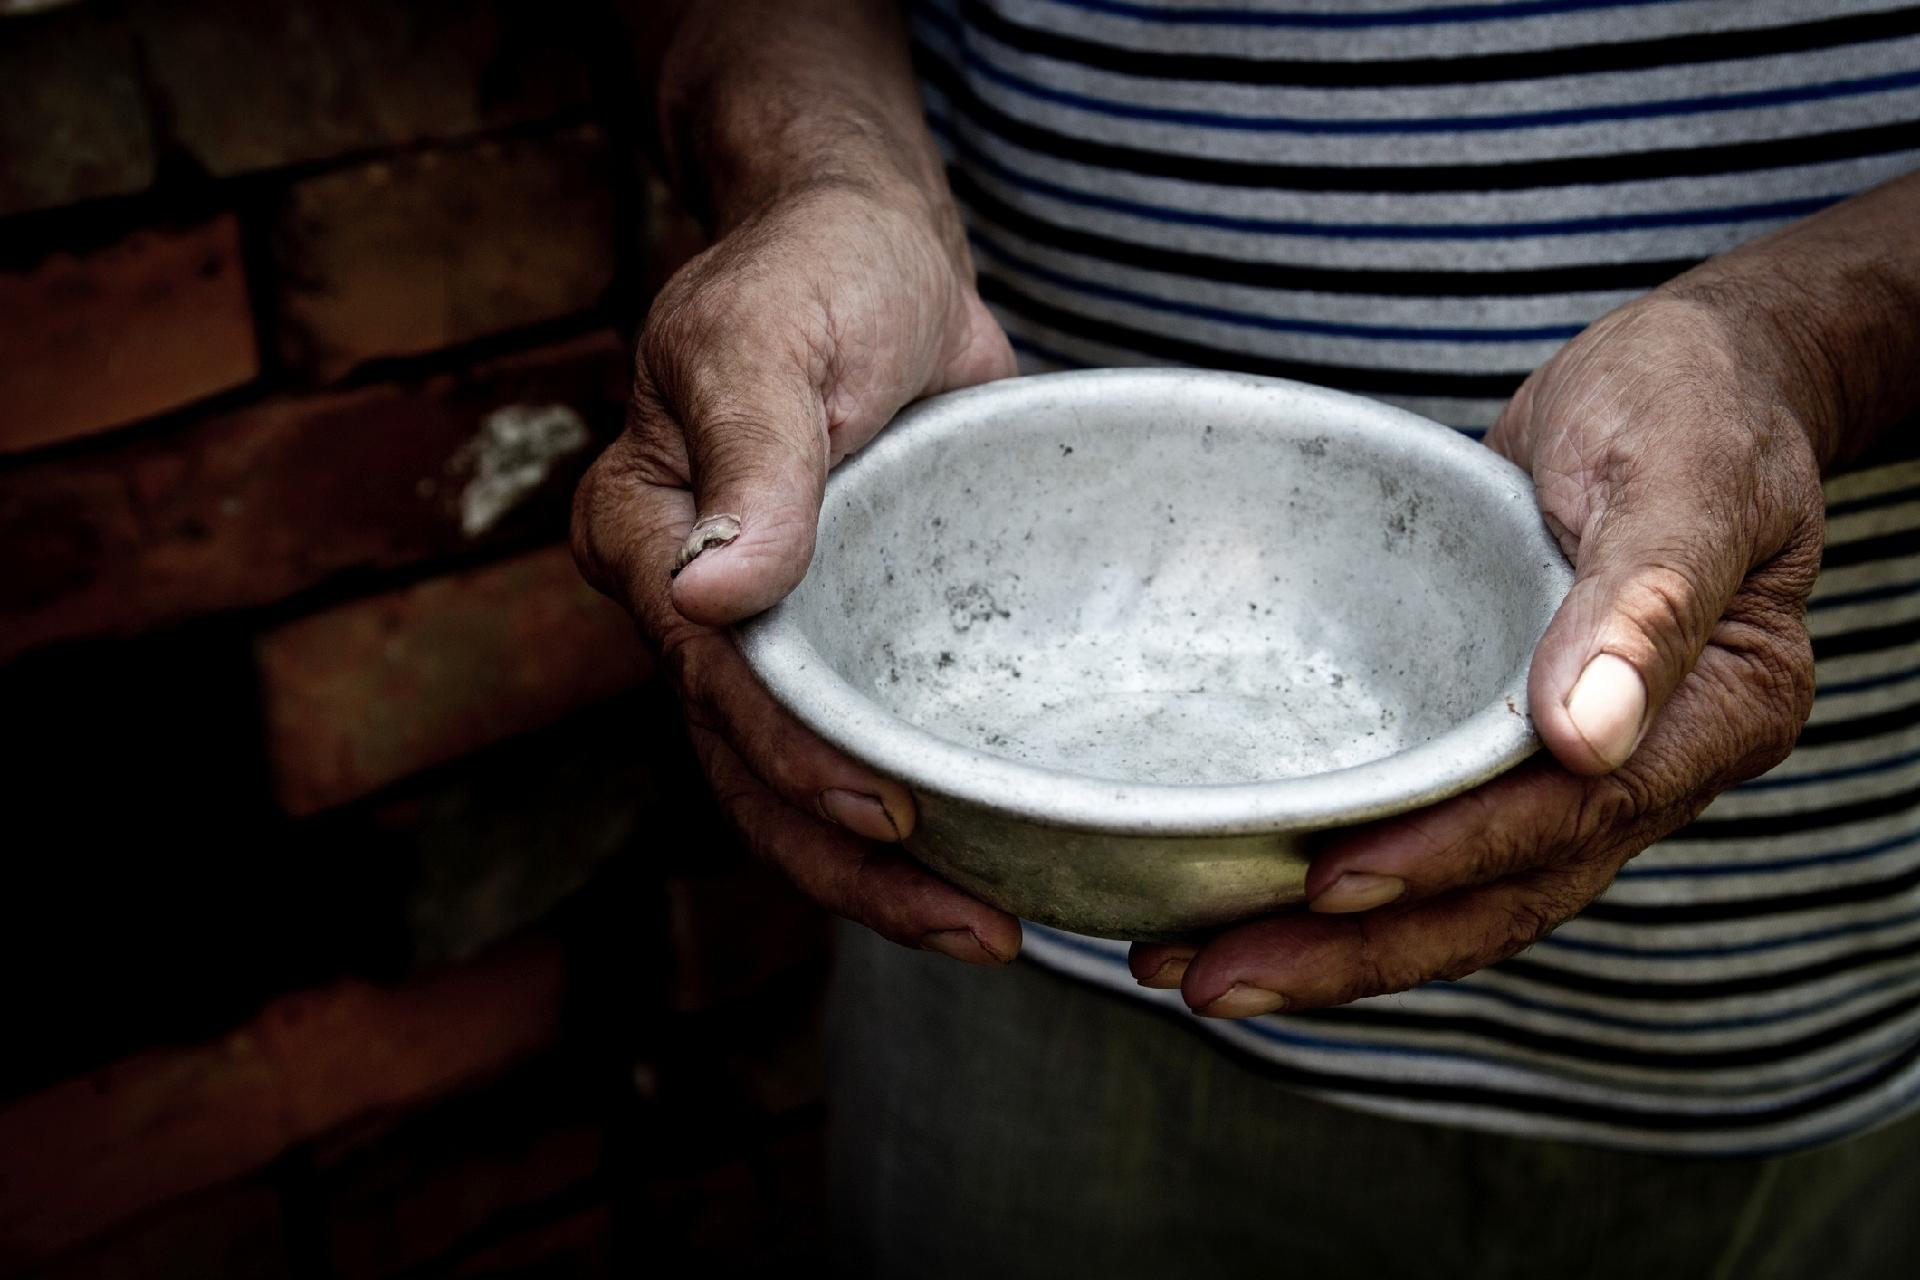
<box><xmin>1129</xmin><ymin>291</ymin><xmax>1827</xmax><ymax>1018</ymax></box>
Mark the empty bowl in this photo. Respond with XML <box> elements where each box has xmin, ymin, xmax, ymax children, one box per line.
<box><xmin>737</xmin><ymin>369</ymin><xmax>1572</xmax><ymax>939</ymax></box>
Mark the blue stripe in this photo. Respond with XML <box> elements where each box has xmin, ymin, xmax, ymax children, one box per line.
<box><xmin>1005</xmin><ymin>330</ymin><xmax>1494</xmax><ymax>439</ymax></box>
<box><xmin>1818</xmin><ymin>665</ymin><xmax>1920</xmax><ymax>697</ymax></box>
<box><xmin>1029</xmin><ymin>928</ymin><xmax>1920</xmax><ymax>1100</ymax></box>
<box><xmin>1036</xmin><ymin>0</ymin><xmax>1707</xmax><ymax>32</ymax></box>
<box><xmin>927</xmin><ymin>111</ymin><xmax>1849</xmax><ymax>239</ymax></box>
<box><xmin>1029</xmin><ymin>924</ymin><xmax>1920</xmax><ymax>1035</ymax></box>
<box><xmin>1737</xmin><ymin>743</ymin><xmax>1920</xmax><ymax>792</ymax></box>
<box><xmin>975</xmin><ymin>228</ymin><xmax>1584</xmax><ymax>342</ymax></box>
<box><xmin>1541</xmin><ymin>903</ymin><xmax>1920</xmax><ymax>960</ymax></box>
<box><xmin>1008</xmin><ymin>330</ymin><xmax>1091</xmax><ymax>369</ymax></box>
<box><xmin>1745</xmin><ymin>1069</ymin><xmax>1920</xmax><ymax>1158</ymax></box>
<box><xmin>1234</xmin><ymin>1006</ymin><xmax>1920</xmax><ymax>1099</ymax></box>
<box><xmin>1811</xmin><ymin>575</ymin><xmax>1920</xmax><ymax>612</ymax></box>
<box><xmin>1449</xmin><ymin>966</ymin><xmax>1920</xmax><ymax>1035</ymax></box>
<box><xmin>1625</xmin><ymin>829</ymin><xmax>1920</xmax><ymax>881</ymax></box>
<box><xmin>1824</xmin><ymin>481</ymin><xmax>1920</xmax><ymax>521</ymax></box>
<box><xmin>962</xmin><ymin>41</ymin><xmax>1920</xmax><ymax>136</ymax></box>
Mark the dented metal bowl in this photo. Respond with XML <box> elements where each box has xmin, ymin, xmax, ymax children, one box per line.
<box><xmin>737</xmin><ymin>369</ymin><xmax>1572</xmax><ymax>940</ymax></box>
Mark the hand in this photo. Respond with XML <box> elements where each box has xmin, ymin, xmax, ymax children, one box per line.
<box><xmin>1129</xmin><ymin>292</ymin><xmax>1827</xmax><ymax>1017</ymax></box>
<box><xmin>572</xmin><ymin>178</ymin><xmax>1021</xmax><ymax>965</ymax></box>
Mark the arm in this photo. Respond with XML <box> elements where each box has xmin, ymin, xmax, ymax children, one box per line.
<box><xmin>1132</xmin><ymin>171</ymin><xmax>1920</xmax><ymax>1015</ymax></box>
<box><xmin>657</xmin><ymin>0</ymin><xmax>955</xmax><ymax>238</ymax></box>
<box><xmin>574</xmin><ymin>1</ymin><xmax>1022</xmax><ymax>964</ymax></box>
<box><xmin>1668</xmin><ymin>169</ymin><xmax>1920</xmax><ymax>470</ymax></box>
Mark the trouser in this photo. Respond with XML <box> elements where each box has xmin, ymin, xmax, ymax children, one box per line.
<box><xmin>825</xmin><ymin>923</ymin><xmax>1920</xmax><ymax>1279</ymax></box>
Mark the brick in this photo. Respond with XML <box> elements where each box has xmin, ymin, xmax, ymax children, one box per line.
<box><xmin>273</xmin><ymin>127</ymin><xmax>618</xmax><ymax>382</ymax></box>
<box><xmin>0</xmin><ymin>5</ymin><xmax>156</xmax><ymax>215</ymax></box>
<box><xmin>257</xmin><ymin>544</ymin><xmax>651</xmax><ymax>815</ymax></box>
<box><xmin>0</xmin><ymin>213</ymin><xmax>258</xmax><ymax>453</ymax></box>
<box><xmin>31</xmin><ymin>1183</ymin><xmax>290</xmax><ymax>1280</ymax></box>
<box><xmin>371</xmin><ymin>699</ymin><xmax>668</xmax><ymax>968</ymax></box>
<box><xmin>449</xmin><ymin>1205</ymin><xmax>612</xmax><ymax>1278</ymax></box>
<box><xmin>133</xmin><ymin>0</ymin><xmax>593</xmax><ymax>178</ymax></box>
<box><xmin>319</xmin><ymin>1114</ymin><xmax>603</xmax><ymax>1280</ymax></box>
<box><xmin>0</xmin><ymin>936</ymin><xmax>567</xmax><ymax>1270</ymax></box>
<box><xmin>665</xmin><ymin>863</ymin><xmax>832</xmax><ymax>1014</ymax></box>
<box><xmin>0</xmin><ymin>331</ymin><xmax>628</xmax><ymax>663</ymax></box>
<box><xmin>713</xmin><ymin>975</ymin><xmax>827</xmax><ymax>1120</ymax></box>
<box><xmin>640</xmin><ymin>1124</ymin><xmax>828</xmax><ymax>1271</ymax></box>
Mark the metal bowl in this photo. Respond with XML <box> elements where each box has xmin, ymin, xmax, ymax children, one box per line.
<box><xmin>738</xmin><ymin>369</ymin><xmax>1572</xmax><ymax>940</ymax></box>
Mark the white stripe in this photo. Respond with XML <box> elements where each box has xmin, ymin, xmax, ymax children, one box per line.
<box><xmin>973</xmin><ymin>210</ymin><xmax>1643</xmax><ymax>327</ymax></box>
<box><xmin>971</xmin><ymin>27</ymin><xmax>1920</xmax><ymax>124</ymax></box>
<box><xmin>986</xmin><ymin>256</ymin><xmax>1567</xmax><ymax>367</ymax></box>
<box><xmin>960</xmin><ymin>41</ymin><xmax>1920</xmax><ymax>167</ymax></box>
<box><xmin>939</xmin><ymin>111</ymin><xmax>1920</xmax><ymax>268</ymax></box>
<box><xmin>1639</xmin><ymin>808</ymin><xmax>1920</xmax><ymax>867</ymax></box>
<box><xmin>1005</xmin><ymin>318</ymin><xmax>1518</xmax><ymax>427</ymax></box>
<box><xmin>1825</xmin><ymin>457</ymin><xmax>1920</xmax><ymax>505</ymax></box>
<box><xmin>997</xmin><ymin>0</ymin><xmax>1916</xmax><ymax>64</ymax></box>
<box><xmin>1029</xmin><ymin>924</ymin><xmax>1920</xmax><ymax>1113</ymax></box>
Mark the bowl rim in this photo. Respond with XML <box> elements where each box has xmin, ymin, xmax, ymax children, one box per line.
<box><xmin>737</xmin><ymin>368</ymin><xmax>1573</xmax><ymax>837</ymax></box>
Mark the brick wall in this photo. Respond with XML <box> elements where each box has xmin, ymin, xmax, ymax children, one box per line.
<box><xmin>0</xmin><ymin>2</ymin><xmax>832</xmax><ymax>1275</ymax></box>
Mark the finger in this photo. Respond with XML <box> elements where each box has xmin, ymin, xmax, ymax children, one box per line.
<box><xmin>641</xmin><ymin>328</ymin><xmax>832</xmax><ymax>626</ymax></box>
<box><xmin>1298</xmin><ymin>629</ymin><xmax>1805</xmax><ymax>914</ymax></box>
<box><xmin>694</xmin><ymin>725</ymin><xmax>1021</xmax><ymax>964</ymax></box>
<box><xmin>1156</xmin><ymin>864</ymin><xmax>1616</xmax><ymax>1016</ymax></box>
<box><xmin>1526</xmin><ymin>423</ymin><xmax>1810</xmax><ymax>776</ymax></box>
<box><xmin>571</xmin><ymin>406</ymin><xmax>700</xmax><ymax>644</ymax></box>
<box><xmin>1300</xmin><ymin>760</ymin><xmax>1603</xmax><ymax>913</ymax></box>
<box><xmin>675</xmin><ymin>629</ymin><xmax>917</xmax><ymax>842</ymax></box>
<box><xmin>930</xmin><ymin>294</ymin><xmax>1020</xmax><ymax>391</ymax></box>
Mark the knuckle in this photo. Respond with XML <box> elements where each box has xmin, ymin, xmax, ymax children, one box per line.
<box><xmin>1493</xmin><ymin>890</ymin><xmax>1578</xmax><ymax>960</ymax></box>
<box><xmin>757</xmin><ymin>738</ymin><xmax>818</xmax><ymax>804</ymax></box>
<box><xmin>669</xmin><ymin>634</ymin><xmax>724</xmax><ymax>718</ymax></box>
<box><xmin>1617</xmin><ymin>561</ymin><xmax>1716</xmax><ymax>664</ymax></box>
<box><xmin>1740</xmin><ymin>632</ymin><xmax>1816</xmax><ymax>776</ymax></box>
<box><xmin>1430</xmin><ymin>939</ymin><xmax>1499</xmax><ymax>985</ymax></box>
<box><xmin>1574</xmin><ymin>772</ymin><xmax>1646</xmax><ymax>838</ymax></box>
<box><xmin>567</xmin><ymin>454</ymin><xmax>615</xmax><ymax>593</ymax></box>
<box><xmin>1348</xmin><ymin>916</ymin><xmax>1403</xmax><ymax>1000</ymax></box>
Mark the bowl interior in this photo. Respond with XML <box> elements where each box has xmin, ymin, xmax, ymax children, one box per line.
<box><xmin>778</xmin><ymin>373</ymin><xmax>1558</xmax><ymax>791</ymax></box>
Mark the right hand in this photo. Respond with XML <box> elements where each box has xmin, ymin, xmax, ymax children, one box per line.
<box><xmin>572</xmin><ymin>178</ymin><xmax>1022</xmax><ymax>965</ymax></box>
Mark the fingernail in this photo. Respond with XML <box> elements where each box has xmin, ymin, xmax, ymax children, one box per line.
<box><xmin>877</xmin><ymin>792</ymin><xmax>916</xmax><ymax>840</ymax></box>
<box><xmin>921</xmin><ymin>928</ymin><xmax>1005</xmax><ymax>967</ymax></box>
<box><xmin>1565</xmin><ymin>652</ymin><xmax>1648</xmax><ymax>769</ymax></box>
<box><xmin>1197</xmin><ymin>984</ymin><xmax>1288</xmax><ymax>1019</ymax></box>
<box><xmin>817</xmin><ymin>788</ymin><xmax>901</xmax><ymax>841</ymax></box>
<box><xmin>1138</xmin><ymin>955</ymin><xmax>1192</xmax><ymax>989</ymax></box>
<box><xmin>670</xmin><ymin>513</ymin><xmax>742</xmax><ymax>578</ymax></box>
<box><xmin>1311</xmin><ymin>872</ymin><xmax>1406</xmax><ymax>914</ymax></box>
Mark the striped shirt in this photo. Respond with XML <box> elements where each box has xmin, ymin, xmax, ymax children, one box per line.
<box><xmin>909</xmin><ymin>0</ymin><xmax>1920</xmax><ymax>1155</ymax></box>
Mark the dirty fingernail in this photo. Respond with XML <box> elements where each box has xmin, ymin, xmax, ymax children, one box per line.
<box><xmin>1311</xmin><ymin>872</ymin><xmax>1406</xmax><ymax>914</ymax></box>
<box><xmin>921</xmin><ymin>928</ymin><xmax>1005</xmax><ymax>967</ymax></box>
<box><xmin>670</xmin><ymin>513</ymin><xmax>743</xmax><ymax>578</ymax></box>
<box><xmin>1565</xmin><ymin>652</ymin><xmax>1647</xmax><ymax>770</ymax></box>
<box><xmin>1138</xmin><ymin>955</ymin><xmax>1191</xmax><ymax>989</ymax></box>
<box><xmin>877</xmin><ymin>791</ymin><xmax>917</xmax><ymax>840</ymax></box>
<box><xmin>1198</xmin><ymin>984</ymin><xmax>1288</xmax><ymax>1019</ymax></box>
<box><xmin>817</xmin><ymin>788</ymin><xmax>901</xmax><ymax>841</ymax></box>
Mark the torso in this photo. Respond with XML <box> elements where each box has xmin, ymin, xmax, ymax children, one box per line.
<box><xmin>914</xmin><ymin>0</ymin><xmax>1920</xmax><ymax>1153</ymax></box>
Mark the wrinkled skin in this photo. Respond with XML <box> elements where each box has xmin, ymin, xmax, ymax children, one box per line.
<box><xmin>1131</xmin><ymin>297</ymin><xmax>1826</xmax><ymax>1015</ymax></box>
<box><xmin>576</xmin><ymin>184</ymin><xmax>1831</xmax><ymax>1006</ymax></box>
<box><xmin>571</xmin><ymin>182</ymin><xmax>1023</xmax><ymax>966</ymax></box>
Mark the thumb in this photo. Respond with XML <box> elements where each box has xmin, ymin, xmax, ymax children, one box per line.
<box><xmin>1528</xmin><ymin>484</ymin><xmax>1751</xmax><ymax>776</ymax></box>
<box><xmin>665</xmin><ymin>361</ymin><xmax>830</xmax><ymax>628</ymax></box>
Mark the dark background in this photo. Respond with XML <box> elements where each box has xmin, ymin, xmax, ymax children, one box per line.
<box><xmin>0</xmin><ymin>1</ymin><xmax>830</xmax><ymax>1274</ymax></box>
